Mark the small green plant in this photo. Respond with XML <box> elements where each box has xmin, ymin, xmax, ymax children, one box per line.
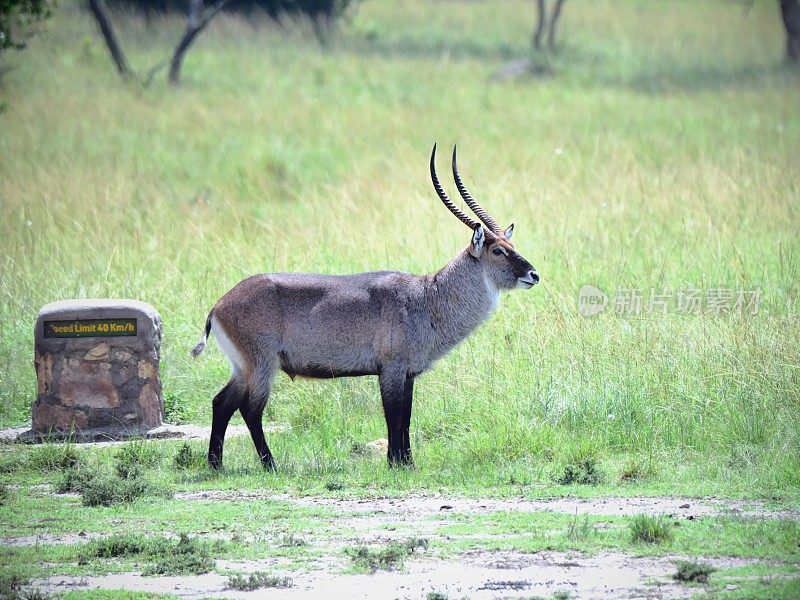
<box><xmin>672</xmin><ymin>560</ymin><xmax>716</xmax><ymax>583</ymax></box>
<box><xmin>345</xmin><ymin>538</ymin><xmax>427</xmax><ymax>572</ymax></box>
<box><xmin>345</xmin><ymin>542</ymin><xmax>407</xmax><ymax>572</ymax></box>
<box><xmin>173</xmin><ymin>442</ymin><xmax>204</xmax><ymax>470</ymax></box>
<box><xmin>426</xmin><ymin>592</ymin><xmax>448</xmax><ymax>600</ymax></box>
<box><xmin>226</xmin><ymin>572</ymin><xmax>292</xmax><ymax>591</ymax></box>
<box><xmin>557</xmin><ymin>456</ymin><xmax>603</xmax><ymax>485</ymax></box>
<box><xmin>324</xmin><ymin>479</ymin><xmax>344</xmax><ymax>491</ymax></box>
<box><xmin>279</xmin><ymin>533</ymin><xmax>308</xmax><ymax>547</ymax></box>
<box><xmin>114</xmin><ymin>440</ymin><xmax>161</xmax><ymax>479</ymax></box>
<box><xmin>565</xmin><ymin>515</ymin><xmax>596</xmax><ymax>542</ymax></box>
<box><xmin>629</xmin><ymin>514</ymin><xmax>674</xmax><ymax>544</ymax></box>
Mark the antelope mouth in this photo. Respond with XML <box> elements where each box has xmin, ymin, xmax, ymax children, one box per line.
<box><xmin>517</xmin><ymin>273</ymin><xmax>540</xmax><ymax>289</ymax></box>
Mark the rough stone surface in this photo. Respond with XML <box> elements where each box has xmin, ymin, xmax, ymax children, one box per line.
<box><xmin>32</xmin><ymin>299</ymin><xmax>163</xmax><ymax>433</ymax></box>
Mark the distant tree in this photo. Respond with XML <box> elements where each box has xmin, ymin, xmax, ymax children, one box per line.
<box><xmin>87</xmin><ymin>0</ymin><xmax>132</xmax><ymax>77</ymax></box>
<box><xmin>532</xmin><ymin>0</ymin><xmax>566</xmax><ymax>52</ymax></box>
<box><xmin>781</xmin><ymin>0</ymin><xmax>800</xmax><ymax>65</ymax></box>
<box><xmin>0</xmin><ymin>0</ymin><xmax>52</xmax><ymax>55</ymax></box>
<box><xmin>86</xmin><ymin>0</ymin><xmax>231</xmax><ymax>86</ymax></box>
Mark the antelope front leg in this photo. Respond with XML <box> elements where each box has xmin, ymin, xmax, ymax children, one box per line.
<box><xmin>379</xmin><ymin>364</ymin><xmax>407</xmax><ymax>467</ymax></box>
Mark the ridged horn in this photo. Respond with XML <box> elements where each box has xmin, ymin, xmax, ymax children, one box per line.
<box><xmin>452</xmin><ymin>145</ymin><xmax>502</xmax><ymax>234</ymax></box>
<box><xmin>430</xmin><ymin>143</ymin><xmax>479</xmax><ymax>230</ymax></box>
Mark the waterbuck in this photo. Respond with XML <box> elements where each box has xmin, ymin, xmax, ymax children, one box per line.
<box><xmin>191</xmin><ymin>145</ymin><xmax>539</xmax><ymax>469</ymax></box>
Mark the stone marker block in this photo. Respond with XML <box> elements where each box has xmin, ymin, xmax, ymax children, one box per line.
<box><xmin>32</xmin><ymin>299</ymin><xmax>164</xmax><ymax>434</ymax></box>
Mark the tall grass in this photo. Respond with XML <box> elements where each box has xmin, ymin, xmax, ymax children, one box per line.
<box><xmin>1</xmin><ymin>1</ymin><xmax>798</xmax><ymax>491</ymax></box>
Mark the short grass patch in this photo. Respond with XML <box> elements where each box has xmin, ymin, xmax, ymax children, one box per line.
<box><xmin>629</xmin><ymin>514</ymin><xmax>675</xmax><ymax>544</ymax></box>
<box><xmin>80</xmin><ymin>534</ymin><xmax>225</xmax><ymax>576</ymax></box>
<box><xmin>27</xmin><ymin>443</ymin><xmax>79</xmax><ymax>472</ymax></box>
<box><xmin>226</xmin><ymin>572</ymin><xmax>292</xmax><ymax>591</ymax></box>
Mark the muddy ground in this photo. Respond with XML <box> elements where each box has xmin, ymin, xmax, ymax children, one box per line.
<box><xmin>5</xmin><ymin>488</ymin><xmax>795</xmax><ymax>599</ymax></box>
<box><xmin>35</xmin><ymin>551</ymin><xmax>763</xmax><ymax>600</ymax></box>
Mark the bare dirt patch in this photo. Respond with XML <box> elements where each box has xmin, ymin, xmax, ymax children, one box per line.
<box><xmin>175</xmin><ymin>491</ymin><xmax>800</xmax><ymax>520</ymax></box>
<box><xmin>30</xmin><ymin>551</ymin><xmax>765</xmax><ymax>599</ymax></box>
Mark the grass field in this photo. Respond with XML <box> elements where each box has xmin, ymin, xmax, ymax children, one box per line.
<box><xmin>1</xmin><ymin>0</ymin><xmax>799</xmax><ymax>596</ymax></box>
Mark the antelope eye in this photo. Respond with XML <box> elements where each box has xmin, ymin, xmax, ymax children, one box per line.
<box><xmin>492</xmin><ymin>248</ymin><xmax>504</xmax><ymax>256</ymax></box>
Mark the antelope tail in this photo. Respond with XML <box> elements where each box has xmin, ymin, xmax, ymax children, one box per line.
<box><xmin>191</xmin><ymin>312</ymin><xmax>213</xmax><ymax>358</ymax></box>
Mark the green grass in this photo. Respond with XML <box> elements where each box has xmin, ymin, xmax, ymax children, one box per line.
<box><xmin>1</xmin><ymin>0</ymin><xmax>798</xmax><ymax>501</ymax></box>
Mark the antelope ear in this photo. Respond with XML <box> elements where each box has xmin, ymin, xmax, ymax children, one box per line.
<box><xmin>504</xmin><ymin>223</ymin><xmax>514</xmax><ymax>240</ymax></box>
<box><xmin>469</xmin><ymin>225</ymin><xmax>485</xmax><ymax>258</ymax></box>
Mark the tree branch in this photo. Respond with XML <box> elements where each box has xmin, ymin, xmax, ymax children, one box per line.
<box><xmin>532</xmin><ymin>0</ymin><xmax>546</xmax><ymax>50</ymax></box>
<box><xmin>168</xmin><ymin>0</ymin><xmax>231</xmax><ymax>86</ymax></box>
<box><xmin>547</xmin><ymin>0</ymin><xmax>566</xmax><ymax>50</ymax></box>
<box><xmin>86</xmin><ymin>0</ymin><xmax>133</xmax><ymax>78</ymax></box>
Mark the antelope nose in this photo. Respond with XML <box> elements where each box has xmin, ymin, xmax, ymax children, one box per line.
<box><xmin>528</xmin><ymin>270</ymin><xmax>540</xmax><ymax>284</ymax></box>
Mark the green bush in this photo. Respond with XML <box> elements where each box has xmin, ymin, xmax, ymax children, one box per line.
<box><xmin>557</xmin><ymin>457</ymin><xmax>603</xmax><ymax>485</ymax></box>
<box><xmin>114</xmin><ymin>441</ymin><xmax>161</xmax><ymax>479</ymax></box>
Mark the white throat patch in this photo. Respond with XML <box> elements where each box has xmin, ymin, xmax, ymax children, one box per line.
<box><xmin>484</xmin><ymin>273</ymin><xmax>500</xmax><ymax>312</ymax></box>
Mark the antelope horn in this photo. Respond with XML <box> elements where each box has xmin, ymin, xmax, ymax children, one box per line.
<box><xmin>451</xmin><ymin>145</ymin><xmax>502</xmax><ymax>234</ymax></box>
<box><xmin>430</xmin><ymin>144</ymin><xmax>479</xmax><ymax>230</ymax></box>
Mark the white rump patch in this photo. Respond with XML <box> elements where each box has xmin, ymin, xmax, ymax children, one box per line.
<box><xmin>211</xmin><ymin>316</ymin><xmax>245</xmax><ymax>375</ymax></box>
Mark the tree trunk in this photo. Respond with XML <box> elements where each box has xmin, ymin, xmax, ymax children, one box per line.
<box><xmin>781</xmin><ymin>0</ymin><xmax>800</xmax><ymax>65</ymax></box>
<box><xmin>532</xmin><ymin>0</ymin><xmax>546</xmax><ymax>50</ymax></box>
<box><xmin>168</xmin><ymin>0</ymin><xmax>230</xmax><ymax>86</ymax></box>
<box><xmin>547</xmin><ymin>0</ymin><xmax>566</xmax><ymax>50</ymax></box>
<box><xmin>87</xmin><ymin>0</ymin><xmax>132</xmax><ymax>78</ymax></box>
